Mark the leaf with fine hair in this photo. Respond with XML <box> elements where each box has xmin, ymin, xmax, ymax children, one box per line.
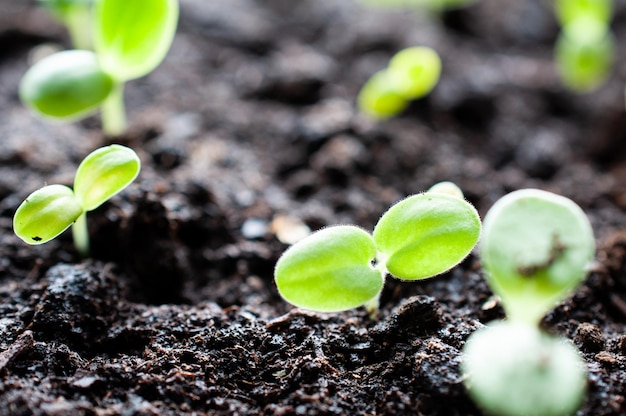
<box><xmin>373</xmin><ymin>193</ymin><xmax>481</xmax><ymax>280</ymax></box>
<box><xmin>275</xmin><ymin>225</ymin><xmax>383</xmax><ymax>312</ymax></box>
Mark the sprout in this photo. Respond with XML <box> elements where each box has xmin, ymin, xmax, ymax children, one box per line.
<box><xmin>555</xmin><ymin>16</ymin><xmax>614</xmax><ymax>93</ymax></box>
<box><xmin>480</xmin><ymin>189</ymin><xmax>595</xmax><ymax>326</ymax></box>
<box><xmin>274</xmin><ymin>187</ymin><xmax>481</xmax><ymax>315</ymax></box>
<box><xmin>462</xmin><ymin>189</ymin><xmax>594</xmax><ymax>416</ymax></box>
<box><xmin>358</xmin><ymin>46</ymin><xmax>441</xmax><ymax>120</ymax></box>
<box><xmin>38</xmin><ymin>0</ymin><xmax>93</xmax><ymax>50</ymax></box>
<box><xmin>19</xmin><ymin>0</ymin><xmax>179</xmax><ymax>136</ymax></box>
<box><xmin>462</xmin><ymin>321</ymin><xmax>587</xmax><ymax>416</ymax></box>
<box><xmin>13</xmin><ymin>145</ymin><xmax>140</xmax><ymax>257</ymax></box>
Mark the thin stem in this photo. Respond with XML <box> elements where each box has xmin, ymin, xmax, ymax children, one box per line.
<box><xmin>101</xmin><ymin>82</ymin><xmax>127</xmax><ymax>136</ymax></box>
<box><xmin>64</xmin><ymin>5</ymin><xmax>93</xmax><ymax>50</ymax></box>
<box><xmin>72</xmin><ymin>212</ymin><xmax>90</xmax><ymax>258</ymax></box>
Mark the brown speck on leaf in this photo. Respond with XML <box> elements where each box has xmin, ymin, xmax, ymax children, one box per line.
<box><xmin>518</xmin><ymin>234</ymin><xmax>566</xmax><ymax>277</ymax></box>
<box><xmin>32</xmin><ymin>236</ymin><xmax>42</xmax><ymax>242</ymax></box>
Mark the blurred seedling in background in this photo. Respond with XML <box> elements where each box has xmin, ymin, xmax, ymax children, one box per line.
<box><xmin>20</xmin><ymin>0</ymin><xmax>179</xmax><ymax>136</ymax></box>
<box><xmin>358</xmin><ymin>46</ymin><xmax>441</xmax><ymax>120</ymax></box>
<box><xmin>462</xmin><ymin>189</ymin><xmax>595</xmax><ymax>416</ymax></box>
<box><xmin>38</xmin><ymin>0</ymin><xmax>93</xmax><ymax>50</ymax></box>
<box><xmin>554</xmin><ymin>0</ymin><xmax>614</xmax><ymax>92</ymax></box>
<box><xmin>274</xmin><ymin>182</ymin><xmax>481</xmax><ymax>316</ymax></box>
<box><xmin>13</xmin><ymin>145</ymin><xmax>141</xmax><ymax>258</ymax></box>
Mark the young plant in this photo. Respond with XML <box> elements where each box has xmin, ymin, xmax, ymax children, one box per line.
<box><xmin>38</xmin><ymin>0</ymin><xmax>93</xmax><ymax>50</ymax></box>
<box><xmin>20</xmin><ymin>0</ymin><xmax>179</xmax><ymax>136</ymax></box>
<box><xmin>274</xmin><ymin>183</ymin><xmax>481</xmax><ymax>315</ymax></box>
<box><xmin>462</xmin><ymin>321</ymin><xmax>587</xmax><ymax>416</ymax></box>
<box><xmin>13</xmin><ymin>144</ymin><xmax>140</xmax><ymax>258</ymax></box>
<box><xmin>461</xmin><ymin>189</ymin><xmax>594</xmax><ymax>416</ymax></box>
<box><xmin>358</xmin><ymin>46</ymin><xmax>441</xmax><ymax>120</ymax></box>
<box><xmin>553</xmin><ymin>0</ymin><xmax>614</xmax><ymax>92</ymax></box>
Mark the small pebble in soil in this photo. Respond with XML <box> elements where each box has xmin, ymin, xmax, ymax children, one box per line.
<box><xmin>574</xmin><ymin>322</ymin><xmax>605</xmax><ymax>353</ymax></box>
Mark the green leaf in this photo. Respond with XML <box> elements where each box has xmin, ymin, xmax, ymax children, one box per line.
<box><xmin>357</xmin><ymin>70</ymin><xmax>408</xmax><ymax>120</ymax></box>
<box><xmin>94</xmin><ymin>0</ymin><xmax>179</xmax><ymax>81</ymax></box>
<box><xmin>373</xmin><ymin>193</ymin><xmax>481</xmax><ymax>280</ymax></box>
<box><xmin>13</xmin><ymin>184</ymin><xmax>83</xmax><ymax>245</ymax></box>
<box><xmin>19</xmin><ymin>50</ymin><xmax>114</xmax><ymax>119</ymax></box>
<box><xmin>275</xmin><ymin>225</ymin><xmax>384</xmax><ymax>312</ymax></box>
<box><xmin>462</xmin><ymin>321</ymin><xmax>586</xmax><ymax>416</ymax></box>
<box><xmin>480</xmin><ymin>189</ymin><xmax>595</xmax><ymax>325</ymax></box>
<box><xmin>387</xmin><ymin>46</ymin><xmax>441</xmax><ymax>100</ymax></box>
<box><xmin>74</xmin><ymin>144</ymin><xmax>141</xmax><ymax>211</ymax></box>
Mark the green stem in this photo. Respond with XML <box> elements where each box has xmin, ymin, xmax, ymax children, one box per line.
<box><xmin>101</xmin><ymin>82</ymin><xmax>127</xmax><ymax>136</ymax></box>
<box><xmin>64</xmin><ymin>5</ymin><xmax>93</xmax><ymax>50</ymax></box>
<box><xmin>72</xmin><ymin>212</ymin><xmax>90</xmax><ymax>258</ymax></box>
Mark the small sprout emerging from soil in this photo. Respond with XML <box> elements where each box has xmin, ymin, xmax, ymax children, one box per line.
<box><xmin>20</xmin><ymin>0</ymin><xmax>179</xmax><ymax>136</ymax></box>
<box><xmin>358</xmin><ymin>46</ymin><xmax>441</xmax><ymax>120</ymax></box>
<box><xmin>462</xmin><ymin>189</ymin><xmax>594</xmax><ymax>416</ymax></box>
<box><xmin>553</xmin><ymin>0</ymin><xmax>614</xmax><ymax>92</ymax></box>
<box><xmin>462</xmin><ymin>321</ymin><xmax>587</xmax><ymax>416</ymax></box>
<box><xmin>274</xmin><ymin>185</ymin><xmax>481</xmax><ymax>315</ymax></box>
<box><xmin>38</xmin><ymin>0</ymin><xmax>93</xmax><ymax>50</ymax></box>
<box><xmin>13</xmin><ymin>145</ymin><xmax>140</xmax><ymax>258</ymax></box>
<box><xmin>480</xmin><ymin>189</ymin><xmax>595</xmax><ymax>326</ymax></box>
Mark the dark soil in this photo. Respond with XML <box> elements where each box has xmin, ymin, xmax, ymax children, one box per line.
<box><xmin>0</xmin><ymin>0</ymin><xmax>625</xmax><ymax>414</ymax></box>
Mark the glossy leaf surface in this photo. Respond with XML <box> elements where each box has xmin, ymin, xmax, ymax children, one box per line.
<box><xmin>13</xmin><ymin>184</ymin><xmax>83</xmax><ymax>245</ymax></box>
<box><xmin>74</xmin><ymin>144</ymin><xmax>141</xmax><ymax>211</ymax></box>
<box><xmin>373</xmin><ymin>193</ymin><xmax>481</xmax><ymax>280</ymax></box>
<box><xmin>19</xmin><ymin>50</ymin><xmax>114</xmax><ymax>119</ymax></box>
<box><xmin>275</xmin><ymin>225</ymin><xmax>383</xmax><ymax>312</ymax></box>
<box><xmin>94</xmin><ymin>0</ymin><xmax>179</xmax><ymax>81</ymax></box>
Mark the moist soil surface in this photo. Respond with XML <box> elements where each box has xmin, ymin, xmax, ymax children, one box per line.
<box><xmin>0</xmin><ymin>0</ymin><xmax>625</xmax><ymax>415</ymax></box>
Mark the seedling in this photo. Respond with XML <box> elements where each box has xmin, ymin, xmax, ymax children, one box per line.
<box><xmin>20</xmin><ymin>0</ymin><xmax>179</xmax><ymax>136</ymax></box>
<box><xmin>13</xmin><ymin>145</ymin><xmax>140</xmax><ymax>257</ymax></box>
<box><xmin>358</xmin><ymin>46</ymin><xmax>441</xmax><ymax>120</ymax></box>
<box><xmin>274</xmin><ymin>184</ymin><xmax>481</xmax><ymax>315</ymax></box>
<box><xmin>38</xmin><ymin>0</ymin><xmax>93</xmax><ymax>50</ymax></box>
<box><xmin>480</xmin><ymin>189</ymin><xmax>595</xmax><ymax>326</ymax></box>
<box><xmin>462</xmin><ymin>189</ymin><xmax>594</xmax><ymax>416</ymax></box>
<box><xmin>553</xmin><ymin>0</ymin><xmax>614</xmax><ymax>92</ymax></box>
<box><xmin>462</xmin><ymin>321</ymin><xmax>587</xmax><ymax>416</ymax></box>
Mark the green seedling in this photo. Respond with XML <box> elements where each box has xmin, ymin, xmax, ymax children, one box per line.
<box><xmin>358</xmin><ymin>46</ymin><xmax>441</xmax><ymax>120</ymax></box>
<box><xmin>480</xmin><ymin>189</ymin><xmax>595</xmax><ymax>326</ymax></box>
<box><xmin>13</xmin><ymin>144</ymin><xmax>140</xmax><ymax>257</ymax></box>
<box><xmin>38</xmin><ymin>0</ymin><xmax>93</xmax><ymax>50</ymax></box>
<box><xmin>555</xmin><ymin>16</ymin><xmax>614</xmax><ymax>93</ymax></box>
<box><xmin>553</xmin><ymin>0</ymin><xmax>614</xmax><ymax>92</ymax></box>
<box><xmin>20</xmin><ymin>0</ymin><xmax>179</xmax><ymax>136</ymax></box>
<box><xmin>274</xmin><ymin>184</ymin><xmax>481</xmax><ymax>315</ymax></box>
<box><xmin>462</xmin><ymin>189</ymin><xmax>593</xmax><ymax>416</ymax></box>
<box><xmin>462</xmin><ymin>321</ymin><xmax>587</xmax><ymax>416</ymax></box>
